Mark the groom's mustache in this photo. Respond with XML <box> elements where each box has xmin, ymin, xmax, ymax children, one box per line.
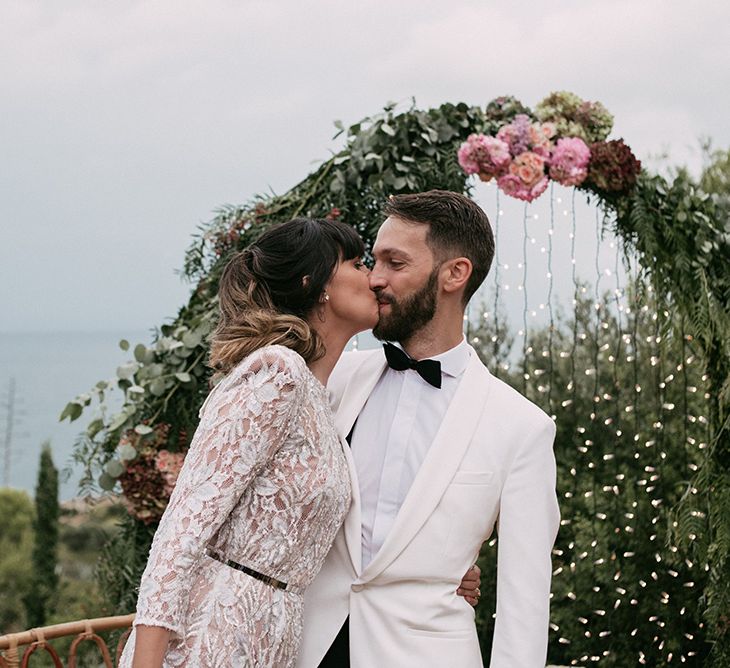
<box><xmin>374</xmin><ymin>291</ymin><xmax>395</xmax><ymax>306</ymax></box>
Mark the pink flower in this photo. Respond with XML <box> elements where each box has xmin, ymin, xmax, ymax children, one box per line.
<box><xmin>457</xmin><ymin>134</ymin><xmax>511</xmax><ymax>181</ymax></box>
<box><xmin>549</xmin><ymin>137</ymin><xmax>591</xmax><ymax>186</ymax></box>
<box><xmin>509</xmin><ymin>151</ymin><xmax>546</xmax><ymax>188</ymax></box>
<box><xmin>497</xmin><ymin>173</ymin><xmax>549</xmax><ymax>202</ymax></box>
<box><xmin>529</xmin><ymin>122</ymin><xmax>556</xmax><ymax>157</ymax></box>
<box><xmin>156</xmin><ymin>449</ymin><xmax>186</xmax><ymax>492</ymax></box>
<box><xmin>497</xmin><ymin>114</ymin><xmax>533</xmax><ymax>156</ymax></box>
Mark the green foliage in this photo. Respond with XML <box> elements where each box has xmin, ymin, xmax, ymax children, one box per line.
<box><xmin>471</xmin><ymin>288</ymin><xmax>713</xmax><ymax>664</ymax></box>
<box><xmin>0</xmin><ymin>489</ymin><xmax>34</xmax><ymax>633</ymax></box>
<box><xmin>699</xmin><ymin>143</ymin><xmax>730</xmax><ymax>227</ymax></box>
<box><xmin>24</xmin><ymin>442</ymin><xmax>60</xmax><ymax>627</ymax></box>
<box><xmin>95</xmin><ymin>511</ymin><xmax>156</xmax><ymax>615</ymax></box>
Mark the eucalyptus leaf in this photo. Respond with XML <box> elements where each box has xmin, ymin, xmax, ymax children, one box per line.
<box><xmin>60</xmin><ymin>402</ymin><xmax>82</xmax><ymax>422</ymax></box>
<box><xmin>87</xmin><ymin>418</ymin><xmax>104</xmax><ymax>438</ymax></box>
<box><xmin>117</xmin><ymin>362</ymin><xmax>139</xmax><ymax>380</ymax></box>
<box><xmin>134</xmin><ymin>343</ymin><xmax>148</xmax><ymax>363</ymax></box>
<box><xmin>134</xmin><ymin>424</ymin><xmax>154</xmax><ymax>435</ymax></box>
<box><xmin>98</xmin><ymin>472</ymin><xmax>117</xmax><ymax>491</ymax></box>
<box><xmin>182</xmin><ymin>331</ymin><xmax>202</xmax><ymax>349</ymax></box>
<box><xmin>104</xmin><ymin>460</ymin><xmax>125</xmax><ymax>478</ymax></box>
<box><xmin>119</xmin><ymin>339</ymin><xmax>130</xmax><ymax>351</ymax></box>
<box><xmin>175</xmin><ymin>372</ymin><xmax>192</xmax><ymax>383</ymax></box>
<box><xmin>148</xmin><ymin>364</ymin><xmax>164</xmax><ymax>378</ymax></box>
<box><xmin>108</xmin><ymin>411</ymin><xmax>130</xmax><ymax>432</ymax></box>
<box><xmin>117</xmin><ymin>444</ymin><xmax>137</xmax><ymax>461</ymax></box>
<box><xmin>150</xmin><ymin>378</ymin><xmax>167</xmax><ymax>397</ymax></box>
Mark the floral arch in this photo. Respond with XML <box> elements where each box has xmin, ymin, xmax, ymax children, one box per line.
<box><xmin>66</xmin><ymin>93</ymin><xmax>730</xmax><ymax>667</ymax></box>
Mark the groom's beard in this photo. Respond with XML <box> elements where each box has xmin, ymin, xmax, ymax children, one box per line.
<box><xmin>372</xmin><ymin>268</ymin><xmax>438</xmax><ymax>343</ymax></box>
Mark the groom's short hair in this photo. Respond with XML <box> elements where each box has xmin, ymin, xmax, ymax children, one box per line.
<box><xmin>383</xmin><ymin>190</ymin><xmax>494</xmax><ymax>304</ymax></box>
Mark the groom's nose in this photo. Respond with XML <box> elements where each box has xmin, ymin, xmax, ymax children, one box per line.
<box><xmin>368</xmin><ymin>265</ymin><xmax>387</xmax><ymax>291</ymax></box>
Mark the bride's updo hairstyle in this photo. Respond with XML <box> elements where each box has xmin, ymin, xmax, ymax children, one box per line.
<box><xmin>209</xmin><ymin>217</ymin><xmax>365</xmax><ymax>374</ymax></box>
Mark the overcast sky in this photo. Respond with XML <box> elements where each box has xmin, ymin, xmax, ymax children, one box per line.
<box><xmin>2</xmin><ymin>0</ymin><xmax>729</xmax><ymax>333</ymax></box>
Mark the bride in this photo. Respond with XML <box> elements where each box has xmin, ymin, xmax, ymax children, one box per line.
<box><xmin>120</xmin><ymin>217</ymin><xmax>377</xmax><ymax>667</ymax></box>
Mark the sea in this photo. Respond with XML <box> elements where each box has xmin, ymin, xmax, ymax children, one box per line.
<box><xmin>0</xmin><ymin>330</ymin><xmax>151</xmax><ymax>501</ymax></box>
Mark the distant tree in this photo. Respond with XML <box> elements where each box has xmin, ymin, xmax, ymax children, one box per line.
<box><xmin>700</xmin><ymin>142</ymin><xmax>730</xmax><ymax>227</ymax></box>
<box><xmin>0</xmin><ymin>488</ymin><xmax>34</xmax><ymax>632</ymax></box>
<box><xmin>24</xmin><ymin>442</ymin><xmax>60</xmax><ymax>627</ymax></box>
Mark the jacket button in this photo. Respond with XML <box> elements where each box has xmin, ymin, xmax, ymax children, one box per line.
<box><xmin>351</xmin><ymin>584</ymin><xmax>364</xmax><ymax>592</ymax></box>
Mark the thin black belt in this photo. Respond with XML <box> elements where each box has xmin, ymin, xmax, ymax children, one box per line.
<box><xmin>205</xmin><ymin>548</ymin><xmax>303</xmax><ymax>595</ymax></box>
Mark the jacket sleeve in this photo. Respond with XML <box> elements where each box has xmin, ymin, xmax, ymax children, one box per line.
<box><xmin>490</xmin><ymin>416</ymin><xmax>560</xmax><ymax>668</ymax></box>
<box><xmin>132</xmin><ymin>346</ymin><xmax>304</xmax><ymax>636</ymax></box>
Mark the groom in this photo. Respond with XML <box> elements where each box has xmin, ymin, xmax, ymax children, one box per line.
<box><xmin>297</xmin><ymin>190</ymin><xmax>560</xmax><ymax>667</ymax></box>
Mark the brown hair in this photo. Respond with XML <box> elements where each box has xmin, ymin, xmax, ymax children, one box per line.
<box><xmin>383</xmin><ymin>190</ymin><xmax>494</xmax><ymax>304</ymax></box>
<box><xmin>210</xmin><ymin>217</ymin><xmax>364</xmax><ymax>374</ymax></box>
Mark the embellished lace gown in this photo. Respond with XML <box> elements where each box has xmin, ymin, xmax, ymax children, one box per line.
<box><xmin>119</xmin><ymin>345</ymin><xmax>351</xmax><ymax>667</ymax></box>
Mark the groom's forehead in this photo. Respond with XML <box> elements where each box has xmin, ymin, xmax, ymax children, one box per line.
<box><xmin>374</xmin><ymin>216</ymin><xmax>429</xmax><ymax>250</ymax></box>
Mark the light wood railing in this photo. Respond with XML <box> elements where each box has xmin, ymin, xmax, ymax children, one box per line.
<box><xmin>0</xmin><ymin>614</ymin><xmax>134</xmax><ymax>667</ymax></box>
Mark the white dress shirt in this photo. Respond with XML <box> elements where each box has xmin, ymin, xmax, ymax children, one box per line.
<box><xmin>350</xmin><ymin>338</ymin><xmax>471</xmax><ymax>568</ymax></box>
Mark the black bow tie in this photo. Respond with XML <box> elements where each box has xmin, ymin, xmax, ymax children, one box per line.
<box><xmin>383</xmin><ymin>342</ymin><xmax>442</xmax><ymax>389</ymax></box>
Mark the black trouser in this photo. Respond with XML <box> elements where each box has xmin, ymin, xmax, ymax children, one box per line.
<box><xmin>317</xmin><ymin>618</ymin><xmax>350</xmax><ymax>667</ymax></box>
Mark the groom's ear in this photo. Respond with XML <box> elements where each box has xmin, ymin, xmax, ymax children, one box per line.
<box><xmin>441</xmin><ymin>257</ymin><xmax>472</xmax><ymax>296</ymax></box>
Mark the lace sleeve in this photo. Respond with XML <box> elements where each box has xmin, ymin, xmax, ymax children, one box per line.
<box><xmin>133</xmin><ymin>345</ymin><xmax>305</xmax><ymax>635</ymax></box>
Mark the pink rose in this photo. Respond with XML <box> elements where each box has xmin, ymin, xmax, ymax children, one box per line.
<box><xmin>509</xmin><ymin>151</ymin><xmax>546</xmax><ymax>188</ymax></box>
<box><xmin>497</xmin><ymin>173</ymin><xmax>549</xmax><ymax>202</ymax></box>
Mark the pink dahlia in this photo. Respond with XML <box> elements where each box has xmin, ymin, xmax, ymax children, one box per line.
<box><xmin>549</xmin><ymin>137</ymin><xmax>591</xmax><ymax>186</ymax></box>
<box><xmin>457</xmin><ymin>134</ymin><xmax>511</xmax><ymax>181</ymax></box>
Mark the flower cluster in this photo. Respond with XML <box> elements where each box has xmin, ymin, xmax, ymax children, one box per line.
<box><xmin>118</xmin><ymin>452</ymin><xmax>170</xmax><ymax>524</ymax></box>
<box><xmin>115</xmin><ymin>422</ymin><xmax>189</xmax><ymax>524</ymax></box>
<box><xmin>549</xmin><ymin>138</ymin><xmax>592</xmax><ymax>187</ymax></box>
<box><xmin>457</xmin><ymin>93</ymin><xmax>640</xmax><ymax>203</ymax></box>
<box><xmin>457</xmin><ymin>134</ymin><xmax>511</xmax><ymax>181</ymax></box>
<box><xmin>483</xmin><ymin>95</ymin><xmax>533</xmax><ymax>133</ymax></box>
<box><xmin>458</xmin><ymin>114</ymin><xmax>559</xmax><ymax>202</ymax></box>
<box><xmin>587</xmin><ymin>139</ymin><xmax>642</xmax><ymax>194</ymax></box>
<box><xmin>156</xmin><ymin>449</ymin><xmax>186</xmax><ymax>494</ymax></box>
<box><xmin>534</xmin><ymin>91</ymin><xmax>614</xmax><ymax>143</ymax></box>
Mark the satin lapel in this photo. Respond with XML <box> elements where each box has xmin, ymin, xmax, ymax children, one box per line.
<box><xmin>339</xmin><ymin>434</ymin><xmax>363</xmax><ymax>574</ymax></box>
<box><xmin>333</xmin><ymin>351</ymin><xmax>388</xmax><ymax>440</ymax></box>
<box><xmin>360</xmin><ymin>352</ymin><xmax>492</xmax><ymax>582</ymax></box>
<box><xmin>334</xmin><ymin>350</ymin><xmax>388</xmax><ymax>575</ymax></box>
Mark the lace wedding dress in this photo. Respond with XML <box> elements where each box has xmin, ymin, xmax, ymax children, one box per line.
<box><xmin>119</xmin><ymin>345</ymin><xmax>351</xmax><ymax>667</ymax></box>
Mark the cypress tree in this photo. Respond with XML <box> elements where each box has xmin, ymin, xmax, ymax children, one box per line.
<box><xmin>24</xmin><ymin>442</ymin><xmax>59</xmax><ymax>627</ymax></box>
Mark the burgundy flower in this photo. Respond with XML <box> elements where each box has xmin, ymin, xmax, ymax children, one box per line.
<box><xmin>586</xmin><ymin>139</ymin><xmax>641</xmax><ymax>194</ymax></box>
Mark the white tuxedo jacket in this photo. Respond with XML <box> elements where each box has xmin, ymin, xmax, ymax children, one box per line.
<box><xmin>297</xmin><ymin>347</ymin><xmax>559</xmax><ymax>668</ymax></box>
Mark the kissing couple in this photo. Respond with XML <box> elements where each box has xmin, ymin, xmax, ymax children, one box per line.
<box><xmin>120</xmin><ymin>189</ymin><xmax>559</xmax><ymax>667</ymax></box>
